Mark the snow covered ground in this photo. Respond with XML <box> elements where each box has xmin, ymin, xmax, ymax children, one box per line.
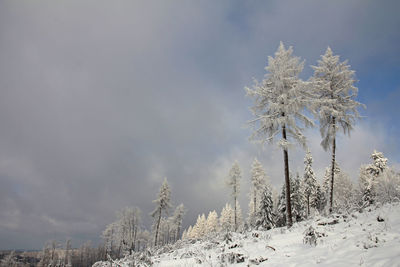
<box><xmin>94</xmin><ymin>202</ymin><xmax>400</xmax><ymax>266</ymax></box>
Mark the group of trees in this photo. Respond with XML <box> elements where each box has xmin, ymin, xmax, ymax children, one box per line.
<box><xmin>182</xmin><ymin>149</ymin><xmax>400</xmax><ymax>241</ymax></box>
<box><xmin>100</xmin><ymin>178</ymin><xmax>185</xmax><ymax>258</ymax></box>
<box><xmin>246</xmin><ymin>42</ymin><xmax>364</xmax><ymax>226</ymax></box>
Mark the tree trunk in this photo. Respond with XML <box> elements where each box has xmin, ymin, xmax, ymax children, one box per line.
<box><xmin>329</xmin><ymin>129</ymin><xmax>336</xmax><ymax>213</ymax></box>
<box><xmin>154</xmin><ymin>209</ymin><xmax>161</xmax><ymax>246</ymax></box>
<box><xmin>307</xmin><ymin>195</ymin><xmax>310</xmax><ymax>217</ymax></box>
<box><xmin>282</xmin><ymin>125</ymin><xmax>293</xmax><ymax>227</ymax></box>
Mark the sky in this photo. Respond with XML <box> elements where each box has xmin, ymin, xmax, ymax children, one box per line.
<box><xmin>0</xmin><ymin>0</ymin><xmax>399</xmax><ymax>250</ymax></box>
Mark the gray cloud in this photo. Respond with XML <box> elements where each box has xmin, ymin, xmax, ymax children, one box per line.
<box><xmin>0</xmin><ymin>0</ymin><xmax>399</xmax><ymax>249</ymax></box>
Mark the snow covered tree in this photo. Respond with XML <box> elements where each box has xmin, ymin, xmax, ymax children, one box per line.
<box><xmin>171</xmin><ymin>204</ymin><xmax>185</xmax><ymax>242</ymax></box>
<box><xmin>64</xmin><ymin>239</ymin><xmax>72</xmax><ymax>267</ymax></box>
<box><xmin>256</xmin><ymin>184</ymin><xmax>275</xmax><ymax>230</ymax></box>
<box><xmin>192</xmin><ymin>214</ymin><xmax>207</xmax><ymax>239</ymax></box>
<box><xmin>275</xmin><ymin>183</ymin><xmax>287</xmax><ymax>227</ymax></box>
<box><xmin>359</xmin><ymin>165</ymin><xmax>374</xmax><ymax>207</ymax></box>
<box><xmin>291</xmin><ymin>173</ymin><xmax>305</xmax><ymax>222</ymax></box>
<box><xmin>227</xmin><ymin>161</ymin><xmax>241</xmax><ymax>231</ymax></box>
<box><xmin>312</xmin><ymin>183</ymin><xmax>325</xmax><ymax>213</ymax></box>
<box><xmin>375</xmin><ymin>168</ymin><xmax>400</xmax><ymax>204</ymax></box>
<box><xmin>220</xmin><ymin>203</ymin><xmax>234</xmax><ymax>232</ymax></box>
<box><xmin>248</xmin><ymin>158</ymin><xmax>267</xmax><ymax>227</ymax></box>
<box><xmin>246</xmin><ymin>42</ymin><xmax>314</xmax><ymax>227</ymax></box>
<box><xmin>206</xmin><ymin>210</ymin><xmax>219</xmax><ymax>234</ymax></box>
<box><xmin>360</xmin><ymin>150</ymin><xmax>389</xmax><ymax>206</ymax></box>
<box><xmin>333</xmin><ymin>170</ymin><xmax>354</xmax><ymax>212</ymax></box>
<box><xmin>311</xmin><ymin>47</ymin><xmax>364</xmax><ymax>212</ymax></box>
<box><xmin>117</xmin><ymin>206</ymin><xmax>141</xmax><ymax>254</ymax></box>
<box><xmin>367</xmin><ymin>150</ymin><xmax>388</xmax><ymax>177</ymax></box>
<box><xmin>185</xmin><ymin>225</ymin><xmax>193</xmax><ymax>239</ymax></box>
<box><xmin>322</xmin><ymin>164</ymin><xmax>340</xmax><ymax>212</ymax></box>
<box><xmin>151</xmin><ymin>178</ymin><xmax>172</xmax><ymax>246</ymax></box>
<box><xmin>303</xmin><ymin>149</ymin><xmax>318</xmax><ymax>216</ymax></box>
<box><xmin>102</xmin><ymin>222</ymin><xmax>119</xmax><ymax>258</ymax></box>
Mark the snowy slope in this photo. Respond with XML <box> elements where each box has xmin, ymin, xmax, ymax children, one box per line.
<box><xmin>94</xmin><ymin>203</ymin><xmax>400</xmax><ymax>267</ymax></box>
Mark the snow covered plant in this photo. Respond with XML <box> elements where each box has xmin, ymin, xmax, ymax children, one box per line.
<box><xmin>246</xmin><ymin>42</ymin><xmax>314</xmax><ymax>227</ymax></box>
<box><xmin>311</xmin><ymin>47</ymin><xmax>364</xmax><ymax>212</ymax></box>
<box><xmin>227</xmin><ymin>161</ymin><xmax>243</xmax><ymax>231</ymax></box>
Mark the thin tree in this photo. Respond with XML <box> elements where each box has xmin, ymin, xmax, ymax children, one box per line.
<box><xmin>246</xmin><ymin>42</ymin><xmax>313</xmax><ymax>227</ymax></box>
<box><xmin>151</xmin><ymin>178</ymin><xmax>172</xmax><ymax>246</ymax></box>
<box><xmin>311</xmin><ymin>47</ymin><xmax>364</xmax><ymax>212</ymax></box>
<box><xmin>171</xmin><ymin>203</ymin><xmax>185</xmax><ymax>242</ymax></box>
<box><xmin>227</xmin><ymin>161</ymin><xmax>241</xmax><ymax>231</ymax></box>
<box><xmin>303</xmin><ymin>149</ymin><xmax>317</xmax><ymax>216</ymax></box>
<box><xmin>249</xmin><ymin>158</ymin><xmax>267</xmax><ymax>226</ymax></box>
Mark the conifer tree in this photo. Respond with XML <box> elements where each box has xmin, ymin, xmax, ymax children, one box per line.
<box><xmin>171</xmin><ymin>204</ymin><xmax>185</xmax><ymax>242</ymax></box>
<box><xmin>360</xmin><ymin>150</ymin><xmax>388</xmax><ymax>206</ymax></box>
<box><xmin>276</xmin><ymin>183</ymin><xmax>287</xmax><ymax>227</ymax></box>
<box><xmin>312</xmin><ymin>47</ymin><xmax>364</xmax><ymax>212</ymax></box>
<box><xmin>220</xmin><ymin>203</ymin><xmax>234</xmax><ymax>232</ymax></box>
<box><xmin>227</xmin><ymin>161</ymin><xmax>241</xmax><ymax>231</ymax></box>
<box><xmin>246</xmin><ymin>42</ymin><xmax>314</xmax><ymax>227</ymax></box>
<box><xmin>303</xmin><ymin>150</ymin><xmax>317</xmax><ymax>216</ymax></box>
<box><xmin>151</xmin><ymin>178</ymin><xmax>172</xmax><ymax>246</ymax></box>
<box><xmin>291</xmin><ymin>173</ymin><xmax>305</xmax><ymax>222</ymax></box>
<box><xmin>256</xmin><ymin>184</ymin><xmax>275</xmax><ymax>230</ymax></box>
<box><xmin>249</xmin><ymin>158</ymin><xmax>267</xmax><ymax>227</ymax></box>
<box><xmin>206</xmin><ymin>210</ymin><xmax>219</xmax><ymax>234</ymax></box>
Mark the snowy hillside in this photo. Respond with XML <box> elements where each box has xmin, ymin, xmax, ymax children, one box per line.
<box><xmin>93</xmin><ymin>202</ymin><xmax>400</xmax><ymax>266</ymax></box>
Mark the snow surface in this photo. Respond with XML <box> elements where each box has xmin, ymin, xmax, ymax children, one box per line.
<box><xmin>94</xmin><ymin>203</ymin><xmax>400</xmax><ymax>266</ymax></box>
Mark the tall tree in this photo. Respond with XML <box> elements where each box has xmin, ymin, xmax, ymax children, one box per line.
<box><xmin>303</xmin><ymin>149</ymin><xmax>317</xmax><ymax>216</ymax></box>
<box><xmin>311</xmin><ymin>47</ymin><xmax>364</xmax><ymax>212</ymax></box>
<box><xmin>151</xmin><ymin>178</ymin><xmax>172</xmax><ymax>246</ymax></box>
<box><xmin>246</xmin><ymin>42</ymin><xmax>313</xmax><ymax>227</ymax></box>
<box><xmin>227</xmin><ymin>161</ymin><xmax>241</xmax><ymax>231</ymax></box>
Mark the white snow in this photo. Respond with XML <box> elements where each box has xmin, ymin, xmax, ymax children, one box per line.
<box><xmin>94</xmin><ymin>202</ymin><xmax>400</xmax><ymax>266</ymax></box>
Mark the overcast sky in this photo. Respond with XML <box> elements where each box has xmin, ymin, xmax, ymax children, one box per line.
<box><xmin>1</xmin><ymin>0</ymin><xmax>399</xmax><ymax>250</ymax></box>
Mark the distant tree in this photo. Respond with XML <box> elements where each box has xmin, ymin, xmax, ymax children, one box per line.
<box><xmin>311</xmin><ymin>47</ymin><xmax>364</xmax><ymax>212</ymax></box>
<box><xmin>312</xmin><ymin>182</ymin><xmax>325</xmax><ymax>213</ymax></box>
<box><xmin>151</xmin><ymin>178</ymin><xmax>172</xmax><ymax>246</ymax></box>
<box><xmin>248</xmin><ymin>158</ymin><xmax>267</xmax><ymax>227</ymax></box>
<box><xmin>333</xmin><ymin>169</ymin><xmax>354</xmax><ymax>212</ymax></box>
<box><xmin>220</xmin><ymin>203</ymin><xmax>234</xmax><ymax>232</ymax></box>
<box><xmin>206</xmin><ymin>210</ymin><xmax>219</xmax><ymax>234</ymax></box>
<box><xmin>246</xmin><ymin>42</ymin><xmax>314</xmax><ymax>227</ymax></box>
<box><xmin>303</xmin><ymin>150</ymin><xmax>318</xmax><ymax>216</ymax></box>
<box><xmin>117</xmin><ymin>206</ymin><xmax>141</xmax><ymax>254</ymax></box>
<box><xmin>38</xmin><ymin>242</ymin><xmax>51</xmax><ymax>267</ymax></box>
<box><xmin>192</xmin><ymin>214</ymin><xmax>207</xmax><ymax>239</ymax></box>
<box><xmin>227</xmin><ymin>161</ymin><xmax>241</xmax><ymax>231</ymax></box>
<box><xmin>171</xmin><ymin>204</ymin><xmax>186</xmax><ymax>242</ymax></box>
<box><xmin>0</xmin><ymin>251</ymin><xmax>18</xmax><ymax>267</ymax></box>
<box><xmin>360</xmin><ymin>150</ymin><xmax>389</xmax><ymax>206</ymax></box>
<box><xmin>65</xmin><ymin>239</ymin><xmax>72</xmax><ymax>266</ymax></box>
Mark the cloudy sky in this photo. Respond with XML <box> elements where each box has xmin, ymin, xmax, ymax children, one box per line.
<box><xmin>1</xmin><ymin>0</ymin><xmax>399</xmax><ymax>250</ymax></box>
